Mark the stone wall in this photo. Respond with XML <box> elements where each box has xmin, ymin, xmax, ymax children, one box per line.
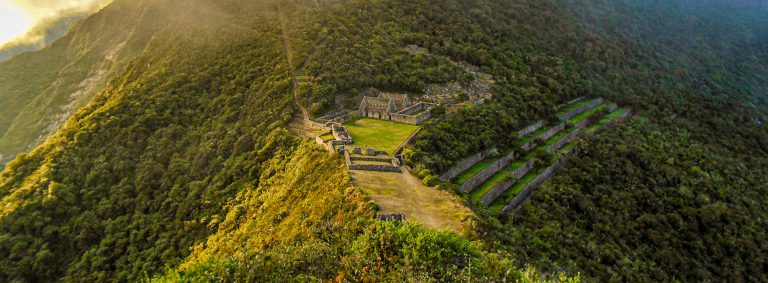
<box><xmin>594</xmin><ymin>109</ymin><xmax>633</xmax><ymax>135</ymax></box>
<box><xmin>397</xmin><ymin>103</ymin><xmax>428</xmax><ymax>116</ymax></box>
<box><xmin>345</xmin><ymin>149</ymin><xmax>400</xmax><ymax>172</ymax></box>
<box><xmin>520</xmin><ymin>140</ymin><xmax>537</xmax><ymax>152</ymax></box>
<box><xmin>501</xmin><ymin>149</ymin><xmax>576</xmax><ymax>212</ymax></box>
<box><xmin>330</xmin><ymin>140</ymin><xmax>349</xmax><ymax>146</ymax></box>
<box><xmin>393</xmin><ymin>128</ymin><xmax>422</xmax><ymax>156</ymax></box>
<box><xmin>480</xmin><ymin>158</ymin><xmax>536</xmax><ymax>206</ymax></box>
<box><xmin>547</xmin><ymin>128</ymin><xmax>579</xmax><ymax>154</ymax></box>
<box><xmin>350</xmin><ymin>156</ymin><xmax>394</xmax><ymax>163</ymax></box>
<box><xmin>348</xmin><ymin>164</ymin><xmax>402</xmax><ymax>172</ymax></box>
<box><xmin>517</xmin><ymin>121</ymin><xmax>544</xmax><ymax>137</ymax></box>
<box><xmin>558</xmin><ymin>98</ymin><xmax>604</xmax><ymax>121</ymax></box>
<box><xmin>332</xmin><ymin>124</ymin><xmax>353</xmax><ymax>143</ymax></box>
<box><xmin>390</xmin><ymin>109</ymin><xmax>432</xmax><ymax>125</ymax></box>
<box><xmin>537</xmin><ymin>123</ymin><xmax>565</xmax><ymax>142</ymax></box>
<box><xmin>300</xmin><ymin>118</ymin><xmax>328</xmax><ymax>131</ymax></box>
<box><xmin>439</xmin><ymin>147</ymin><xmax>497</xmax><ymax>180</ymax></box>
<box><xmin>317</xmin><ymin>109</ymin><xmax>352</xmax><ymax>123</ymax></box>
<box><xmin>343</xmin><ymin>149</ymin><xmax>353</xmax><ymax>166</ymax></box>
<box><xmin>459</xmin><ymin>151</ymin><xmax>519</xmax><ymax>193</ymax></box>
<box><xmin>556</xmin><ymin>96</ymin><xmax>585</xmax><ymax>110</ymax></box>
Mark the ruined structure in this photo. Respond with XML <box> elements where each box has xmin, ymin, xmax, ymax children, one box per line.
<box><xmin>331</xmin><ymin>123</ymin><xmax>352</xmax><ymax>144</ymax></box>
<box><xmin>359</xmin><ymin>93</ymin><xmax>412</xmax><ymax>119</ymax></box>
<box><xmin>358</xmin><ymin>92</ymin><xmax>437</xmax><ymax>125</ymax></box>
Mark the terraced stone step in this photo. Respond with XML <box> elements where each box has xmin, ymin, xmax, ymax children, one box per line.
<box><xmin>454</xmin><ymin>159</ymin><xmax>494</xmax><ymax>185</ymax></box>
<box><xmin>569</xmin><ymin>102</ymin><xmax>611</xmax><ymax>126</ymax></box>
<box><xmin>457</xmin><ymin>121</ymin><xmax>569</xmax><ymax>195</ymax></box>
<box><xmin>457</xmin><ymin>150</ymin><xmax>519</xmax><ymax>193</ymax></box>
<box><xmin>557</xmin><ymin>97</ymin><xmax>604</xmax><ymax>120</ymax></box>
<box><xmin>478</xmin><ymin>158</ymin><xmax>536</xmax><ymax>206</ymax></box>
<box><xmin>588</xmin><ymin>108</ymin><xmax>632</xmax><ymax>134</ymax></box>
<box><xmin>477</xmin><ymin>123</ymin><xmax>578</xmax><ymax>206</ymax></box>
<box><xmin>489</xmin><ymin>169</ymin><xmax>539</xmax><ymax>213</ymax></box>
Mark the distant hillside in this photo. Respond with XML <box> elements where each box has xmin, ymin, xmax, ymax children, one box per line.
<box><xmin>0</xmin><ymin>14</ymin><xmax>84</xmax><ymax>62</ymax></box>
<box><xmin>0</xmin><ymin>0</ymin><xmax>199</xmax><ymax>167</ymax></box>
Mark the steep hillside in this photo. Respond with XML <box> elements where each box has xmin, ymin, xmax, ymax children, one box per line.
<box><xmin>401</xmin><ymin>0</ymin><xmax>768</xmax><ymax>281</ymax></box>
<box><xmin>0</xmin><ymin>0</ymin><xmax>197</xmax><ymax>167</ymax></box>
<box><xmin>0</xmin><ymin>0</ymin><xmax>567</xmax><ymax>281</ymax></box>
<box><xmin>0</xmin><ymin>0</ymin><xmax>765</xmax><ymax>281</ymax></box>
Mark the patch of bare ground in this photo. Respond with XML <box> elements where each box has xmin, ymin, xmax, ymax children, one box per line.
<box><xmin>350</xmin><ymin>168</ymin><xmax>474</xmax><ymax>234</ymax></box>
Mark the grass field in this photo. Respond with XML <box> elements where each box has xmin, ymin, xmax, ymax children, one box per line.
<box><xmin>351</xmin><ymin>170</ymin><xmax>473</xmax><ymax>233</ymax></box>
<box><xmin>344</xmin><ymin>118</ymin><xmax>419</xmax><ymax>154</ymax></box>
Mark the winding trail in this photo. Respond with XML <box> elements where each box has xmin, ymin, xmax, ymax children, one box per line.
<box><xmin>278</xmin><ymin>11</ymin><xmax>310</xmax><ymax>122</ymax></box>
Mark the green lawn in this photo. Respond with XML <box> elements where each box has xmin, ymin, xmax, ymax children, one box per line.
<box><xmin>557</xmin><ymin>98</ymin><xmax>599</xmax><ymax>115</ymax></box>
<box><xmin>454</xmin><ymin>160</ymin><xmax>493</xmax><ymax>184</ymax></box>
<box><xmin>569</xmin><ymin>103</ymin><xmax>608</xmax><ymax>124</ymax></box>
<box><xmin>320</xmin><ymin>133</ymin><xmax>335</xmax><ymax>140</ymax></box>
<box><xmin>344</xmin><ymin>118</ymin><xmax>419</xmax><ymax>154</ymax></box>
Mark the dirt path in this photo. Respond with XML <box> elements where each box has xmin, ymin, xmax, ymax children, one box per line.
<box><xmin>278</xmin><ymin>11</ymin><xmax>310</xmax><ymax>122</ymax></box>
<box><xmin>351</xmin><ymin>168</ymin><xmax>473</xmax><ymax>234</ymax></box>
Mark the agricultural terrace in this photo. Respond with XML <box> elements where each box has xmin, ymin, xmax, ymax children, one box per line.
<box><xmin>556</xmin><ymin>98</ymin><xmax>600</xmax><ymax>115</ymax></box>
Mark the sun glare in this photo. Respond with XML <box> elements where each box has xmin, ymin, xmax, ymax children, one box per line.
<box><xmin>0</xmin><ymin>1</ymin><xmax>31</xmax><ymax>45</ymax></box>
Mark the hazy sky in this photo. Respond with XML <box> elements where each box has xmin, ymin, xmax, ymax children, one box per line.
<box><xmin>0</xmin><ymin>0</ymin><xmax>112</xmax><ymax>45</ymax></box>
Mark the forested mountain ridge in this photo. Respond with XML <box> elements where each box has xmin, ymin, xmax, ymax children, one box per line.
<box><xmin>399</xmin><ymin>0</ymin><xmax>768</xmax><ymax>281</ymax></box>
<box><xmin>0</xmin><ymin>0</ymin><xmax>206</xmax><ymax>167</ymax></box>
<box><xmin>0</xmin><ymin>0</ymin><xmax>570</xmax><ymax>281</ymax></box>
<box><xmin>0</xmin><ymin>0</ymin><xmax>765</xmax><ymax>282</ymax></box>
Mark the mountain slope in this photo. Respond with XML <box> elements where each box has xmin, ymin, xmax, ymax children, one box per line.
<box><xmin>401</xmin><ymin>0</ymin><xmax>768</xmax><ymax>281</ymax></box>
<box><xmin>0</xmin><ymin>0</ymin><xmax>198</xmax><ymax>167</ymax></box>
<box><xmin>0</xmin><ymin>0</ymin><xmax>561</xmax><ymax>281</ymax></box>
<box><xmin>0</xmin><ymin>0</ymin><xmax>765</xmax><ymax>281</ymax></box>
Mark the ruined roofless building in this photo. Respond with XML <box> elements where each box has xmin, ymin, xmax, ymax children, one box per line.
<box><xmin>359</xmin><ymin>93</ymin><xmax>412</xmax><ymax>119</ymax></box>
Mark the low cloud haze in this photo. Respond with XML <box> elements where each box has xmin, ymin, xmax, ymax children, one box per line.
<box><xmin>0</xmin><ymin>0</ymin><xmax>113</xmax><ymax>61</ymax></box>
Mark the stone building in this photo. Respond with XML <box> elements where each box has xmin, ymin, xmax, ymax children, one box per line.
<box><xmin>359</xmin><ymin>93</ymin><xmax>412</xmax><ymax>119</ymax></box>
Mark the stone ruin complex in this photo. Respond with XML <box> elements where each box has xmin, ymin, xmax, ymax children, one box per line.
<box><xmin>358</xmin><ymin>92</ymin><xmax>438</xmax><ymax>125</ymax></box>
